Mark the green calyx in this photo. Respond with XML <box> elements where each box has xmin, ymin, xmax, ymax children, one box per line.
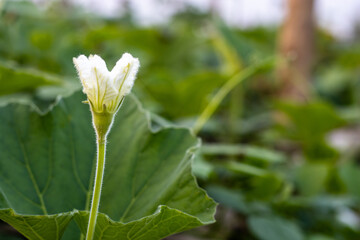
<box><xmin>89</xmin><ymin>103</ymin><xmax>114</xmax><ymax>142</ymax></box>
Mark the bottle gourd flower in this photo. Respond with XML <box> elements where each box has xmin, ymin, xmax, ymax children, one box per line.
<box><xmin>73</xmin><ymin>53</ymin><xmax>140</xmax><ymax>240</ymax></box>
<box><xmin>74</xmin><ymin>53</ymin><xmax>140</xmax><ymax>114</ymax></box>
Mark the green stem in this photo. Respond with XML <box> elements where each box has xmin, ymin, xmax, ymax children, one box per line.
<box><xmin>192</xmin><ymin>58</ymin><xmax>275</xmax><ymax>135</ymax></box>
<box><xmin>86</xmin><ymin>137</ymin><xmax>106</xmax><ymax>240</ymax></box>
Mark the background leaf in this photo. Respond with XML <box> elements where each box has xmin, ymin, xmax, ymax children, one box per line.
<box><xmin>248</xmin><ymin>215</ymin><xmax>304</xmax><ymax>240</ymax></box>
<box><xmin>0</xmin><ymin>62</ymin><xmax>62</xmax><ymax>96</ymax></box>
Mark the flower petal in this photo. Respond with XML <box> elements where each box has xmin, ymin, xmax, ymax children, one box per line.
<box><xmin>89</xmin><ymin>55</ymin><xmax>109</xmax><ymax>74</ymax></box>
<box><xmin>111</xmin><ymin>53</ymin><xmax>140</xmax><ymax>96</ymax></box>
<box><xmin>73</xmin><ymin>55</ymin><xmax>95</xmax><ymax>91</ymax></box>
<box><xmin>74</xmin><ymin>53</ymin><xmax>139</xmax><ymax>113</ymax></box>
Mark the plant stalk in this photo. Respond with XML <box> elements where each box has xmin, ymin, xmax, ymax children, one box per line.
<box><xmin>86</xmin><ymin>136</ymin><xmax>106</xmax><ymax>240</ymax></box>
<box><xmin>192</xmin><ymin>57</ymin><xmax>275</xmax><ymax>135</ymax></box>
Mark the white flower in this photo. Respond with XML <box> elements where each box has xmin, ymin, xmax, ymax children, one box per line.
<box><xmin>73</xmin><ymin>53</ymin><xmax>140</xmax><ymax>114</ymax></box>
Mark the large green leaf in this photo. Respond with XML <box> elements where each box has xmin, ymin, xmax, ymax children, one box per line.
<box><xmin>0</xmin><ymin>91</ymin><xmax>216</xmax><ymax>240</ymax></box>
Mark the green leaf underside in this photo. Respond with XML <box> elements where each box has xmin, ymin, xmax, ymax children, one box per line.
<box><xmin>75</xmin><ymin>206</ymin><xmax>203</xmax><ymax>240</ymax></box>
<box><xmin>0</xmin><ymin>209</ymin><xmax>74</xmax><ymax>240</ymax></box>
<box><xmin>0</xmin><ymin>91</ymin><xmax>216</xmax><ymax>240</ymax></box>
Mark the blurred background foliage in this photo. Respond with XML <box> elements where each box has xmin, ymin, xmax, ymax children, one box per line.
<box><xmin>1</xmin><ymin>0</ymin><xmax>360</xmax><ymax>239</ymax></box>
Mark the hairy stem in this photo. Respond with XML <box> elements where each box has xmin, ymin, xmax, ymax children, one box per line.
<box><xmin>86</xmin><ymin>136</ymin><xmax>106</xmax><ymax>240</ymax></box>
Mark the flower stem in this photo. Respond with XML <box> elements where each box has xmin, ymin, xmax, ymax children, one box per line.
<box><xmin>86</xmin><ymin>136</ymin><xmax>106</xmax><ymax>240</ymax></box>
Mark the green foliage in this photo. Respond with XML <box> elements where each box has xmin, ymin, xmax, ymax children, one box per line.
<box><xmin>295</xmin><ymin>163</ymin><xmax>330</xmax><ymax>196</ymax></box>
<box><xmin>248</xmin><ymin>215</ymin><xmax>304</xmax><ymax>240</ymax></box>
<box><xmin>206</xmin><ymin>186</ymin><xmax>252</xmax><ymax>214</ymax></box>
<box><xmin>1</xmin><ymin>1</ymin><xmax>360</xmax><ymax>239</ymax></box>
<box><xmin>0</xmin><ymin>209</ymin><xmax>74</xmax><ymax>240</ymax></box>
<box><xmin>0</xmin><ymin>62</ymin><xmax>61</xmax><ymax>95</ymax></box>
<box><xmin>201</xmin><ymin>143</ymin><xmax>286</xmax><ymax>163</ymax></box>
<box><xmin>339</xmin><ymin>163</ymin><xmax>360</xmax><ymax>198</ymax></box>
<box><xmin>0</xmin><ymin>92</ymin><xmax>216</xmax><ymax>239</ymax></box>
<box><xmin>275</xmin><ymin>101</ymin><xmax>345</xmax><ymax>161</ymax></box>
<box><xmin>146</xmin><ymin>71</ymin><xmax>227</xmax><ymax>117</ymax></box>
<box><xmin>75</xmin><ymin>206</ymin><xmax>205</xmax><ymax>240</ymax></box>
<box><xmin>275</xmin><ymin>102</ymin><xmax>345</xmax><ymax>141</ymax></box>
